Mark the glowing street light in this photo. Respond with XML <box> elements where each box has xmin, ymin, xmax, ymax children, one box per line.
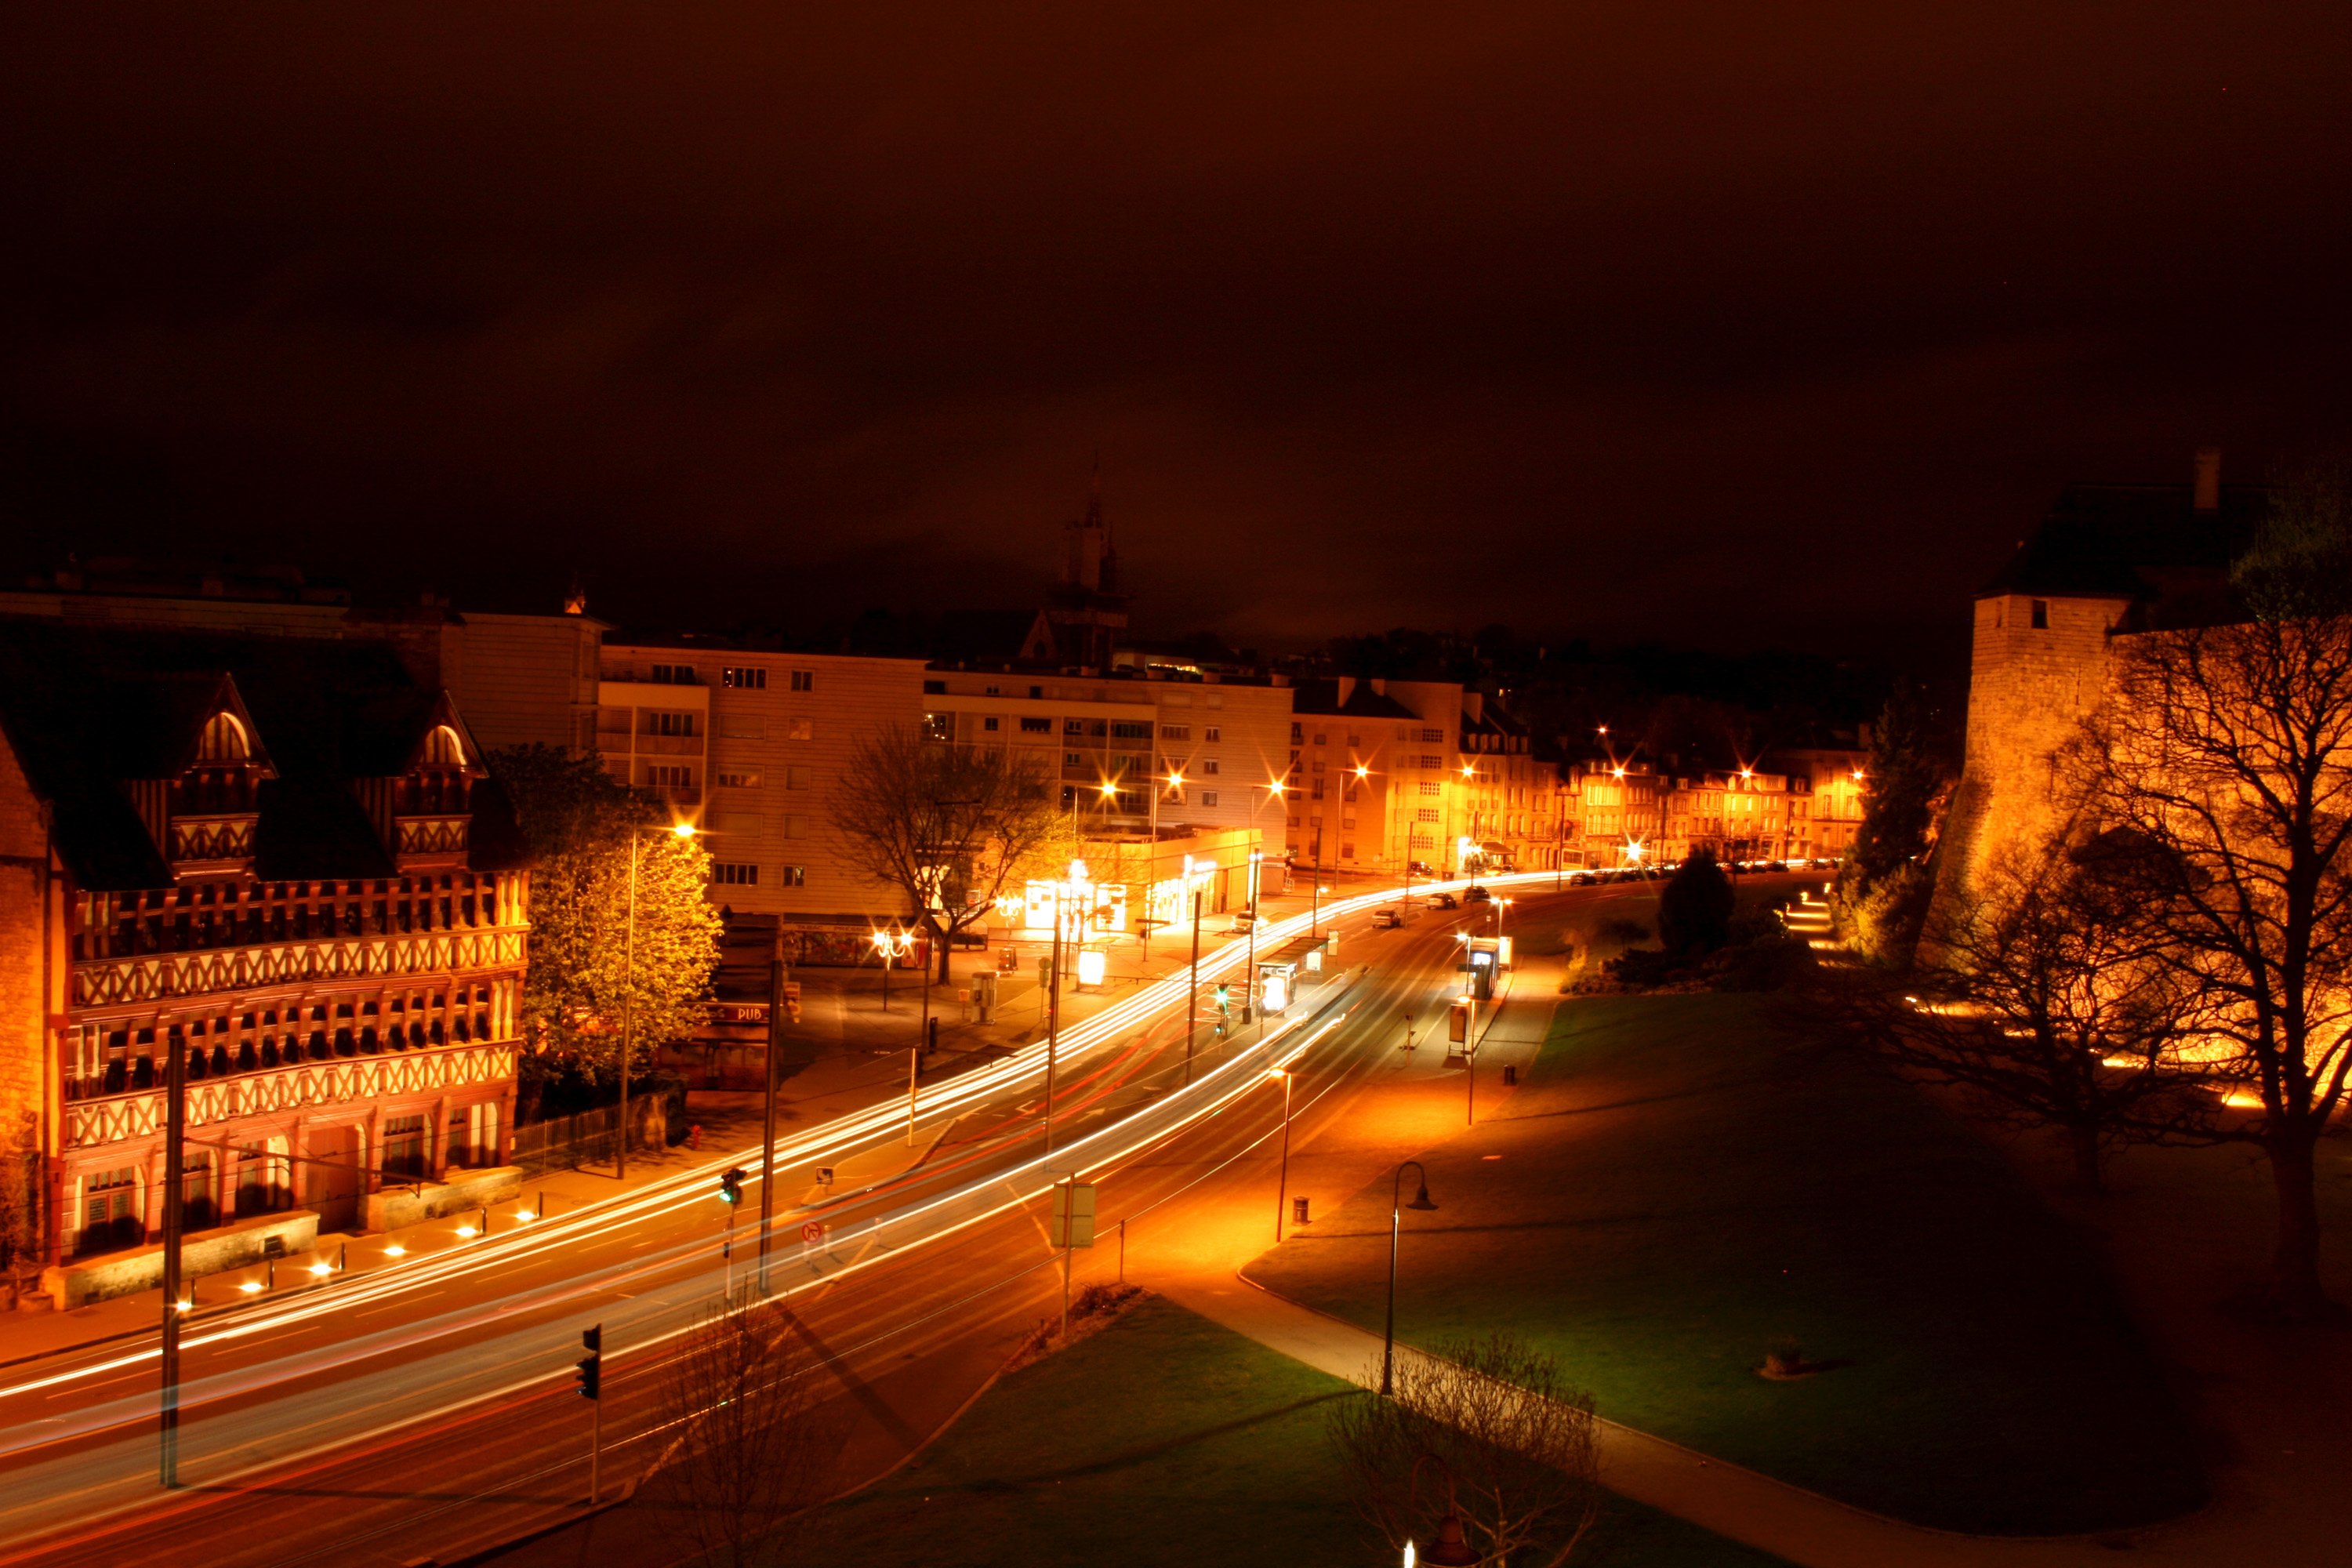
<box><xmin>1311</xmin><ymin>883</ymin><xmax>1333</xmax><ymax>939</ymax></box>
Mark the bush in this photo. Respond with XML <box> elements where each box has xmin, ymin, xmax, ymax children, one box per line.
<box><xmin>1657</xmin><ymin>850</ymin><xmax>1736</xmax><ymax>956</ymax></box>
<box><xmin>1599</xmin><ymin>917</ymin><xmax>1651</xmax><ymax>946</ymax></box>
<box><xmin>1709</xmin><ymin>935</ymin><xmax>1817</xmax><ymax>993</ymax></box>
<box><xmin>1832</xmin><ymin>860</ymin><xmax>1932</xmax><ymax>967</ymax></box>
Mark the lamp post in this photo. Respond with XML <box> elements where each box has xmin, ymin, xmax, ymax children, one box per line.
<box><xmin>617</xmin><ymin>819</ymin><xmax>697</xmax><ymax>1183</ymax></box>
<box><xmin>1045</xmin><ymin>859</ymin><xmax>1089</xmax><ymax>1153</ymax></box>
<box><xmin>1311</xmin><ymin>882</ymin><xmax>1332</xmax><ymax>940</ymax></box>
<box><xmin>1381</xmin><ymin>1160</ymin><xmax>1437</xmax><ymax>1397</ymax></box>
<box><xmin>1245</xmin><ymin>848</ymin><xmax>1264</xmax><ymax>1025</ymax></box>
<box><xmin>1272</xmin><ymin>1067</ymin><xmax>1295</xmax><ymax>1241</ymax></box>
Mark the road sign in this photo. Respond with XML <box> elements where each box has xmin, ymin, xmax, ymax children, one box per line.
<box><xmin>1051</xmin><ymin>1181</ymin><xmax>1096</xmax><ymax>1249</ymax></box>
<box><xmin>800</xmin><ymin>1220</ymin><xmax>827</xmax><ymax>1249</ymax></box>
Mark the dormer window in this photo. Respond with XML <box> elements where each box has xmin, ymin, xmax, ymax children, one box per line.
<box><xmin>2030</xmin><ymin>598</ymin><xmax>2050</xmax><ymax>630</ymax></box>
<box><xmin>198</xmin><ymin>711</ymin><xmax>250</xmax><ymax>761</ymax></box>
<box><xmin>420</xmin><ymin>724</ymin><xmax>466</xmax><ymax>768</ymax></box>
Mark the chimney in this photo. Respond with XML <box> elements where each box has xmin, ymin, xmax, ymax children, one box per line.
<box><xmin>1335</xmin><ymin>675</ymin><xmax>1356</xmax><ymax>707</ymax></box>
<box><xmin>2193</xmin><ymin>447</ymin><xmax>2221</xmax><ymax>514</ymax></box>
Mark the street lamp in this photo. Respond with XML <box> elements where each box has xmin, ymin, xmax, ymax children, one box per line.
<box><xmin>1044</xmin><ymin>858</ymin><xmax>1090</xmax><ymax>1152</ymax></box>
<box><xmin>617</xmin><ymin>818</ymin><xmax>697</xmax><ymax>1183</ymax></box>
<box><xmin>1311</xmin><ymin>883</ymin><xmax>1332</xmax><ymax>940</ymax></box>
<box><xmin>1381</xmin><ymin>1160</ymin><xmax>1437</xmax><ymax>1396</ymax></box>
<box><xmin>1270</xmin><ymin>1066</ymin><xmax>1295</xmax><ymax>1240</ymax></box>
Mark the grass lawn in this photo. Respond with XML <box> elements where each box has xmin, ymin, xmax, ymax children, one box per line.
<box><xmin>1244</xmin><ymin>993</ymin><xmax>2206</xmax><ymax>1535</ymax></box>
<box><xmin>792</xmin><ymin>1294</ymin><xmax>1789</xmax><ymax>1568</ymax></box>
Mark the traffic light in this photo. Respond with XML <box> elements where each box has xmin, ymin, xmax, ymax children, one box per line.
<box><xmin>575</xmin><ymin>1324</ymin><xmax>602</xmax><ymax>1401</ymax></box>
<box><xmin>719</xmin><ymin>1167</ymin><xmax>746</xmax><ymax>1205</ymax></box>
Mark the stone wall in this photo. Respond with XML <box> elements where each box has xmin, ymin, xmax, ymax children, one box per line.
<box><xmin>0</xmin><ymin>739</ymin><xmax>51</xmax><ymax>1276</ymax></box>
<box><xmin>363</xmin><ymin>1163</ymin><xmax>523</xmax><ymax>1232</ymax></box>
<box><xmin>1931</xmin><ymin>590</ymin><xmax>2129</xmax><ymax>925</ymax></box>
<box><xmin>40</xmin><ymin>1209</ymin><xmax>320</xmax><ymax>1309</ymax></box>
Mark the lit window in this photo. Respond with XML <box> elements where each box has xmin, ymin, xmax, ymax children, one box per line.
<box><xmin>778</xmin><ymin>865</ymin><xmax>807</xmax><ymax>887</ymax></box>
<box><xmin>712</xmin><ymin>863</ymin><xmax>760</xmax><ymax>886</ymax></box>
<box><xmin>721</xmin><ymin>666</ymin><xmax>767</xmax><ymax>689</ymax></box>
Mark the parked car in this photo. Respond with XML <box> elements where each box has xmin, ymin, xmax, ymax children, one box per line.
<box><xmin>1407</xmin><ymin>860</ymin><xmax>1436</xmax><ymax>877</ymax></box>
<box><xmin>1225</xmin><ymin>914</ymin><xmax>1258</xmax><ymax>935</ymax></box>
<box><xmin>1462</xmin><ymin>885</ymin><xmax>1492</xmax><ymax>903</ymax></box>
<box><xmin>1567</xmin><ymin>869</ymin><xmax>1595</xmax><ymax>886</ymax></box>
<box><xmin>1370</xmin><ymin>907</ymin><xmax>1403</xmax><ymax>928</ymax></box>
<box><xmin>1431</xmin><ymin>891</ymin><xmax>1458</xmax><ymax>909</ymax></box>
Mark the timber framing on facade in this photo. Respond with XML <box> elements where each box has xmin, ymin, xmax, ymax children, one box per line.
<box><xmin>0</xmin><ymin>621</ymin><xmax>532</xmax><ymax>1305</ymax></box>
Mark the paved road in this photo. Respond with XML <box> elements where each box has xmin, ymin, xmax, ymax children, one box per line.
<box><xmin>0</xmin><ymin>871</ymin><xmax>1608</xmax><ymax>1566</ymax></box>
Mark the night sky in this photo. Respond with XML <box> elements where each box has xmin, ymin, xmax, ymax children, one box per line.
<box><xmin>4</xmin><ymin>5</ymin><xmax>2350</xmax><ymax>660</ymax></box>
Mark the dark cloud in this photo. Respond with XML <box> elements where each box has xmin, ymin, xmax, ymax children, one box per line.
<box><xmin>4</xmin><ymin>3</ymin><xmax>2350</xmax><ymax>658</ymax></box>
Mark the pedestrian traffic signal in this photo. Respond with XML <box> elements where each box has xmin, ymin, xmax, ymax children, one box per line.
<box><xmin>1213</xmin><ymin>983</ymin><xmax>1229</xmax><ymax>1009</ymax></box>
<box><xmin>719</xmin><ymin>1167</ymin><xmax>746</xmax><ymax>1205</ymax></box>
<box><xmin>575</xmin><ymin>1323</ymin><xmax>603</xmax><ymax>1401</ymax></box>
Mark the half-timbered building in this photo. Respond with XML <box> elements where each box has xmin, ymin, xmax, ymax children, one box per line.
<box><xmin>0</xmin><ymin>622</ymin><xmax>531</xmax><ymax>1306</ymax></box>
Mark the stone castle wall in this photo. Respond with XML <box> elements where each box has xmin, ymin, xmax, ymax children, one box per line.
<box><xmin>1932</xmin><ymin>590</ymin><xmax>2130</xmax><ymax>922</ymax></box>
<box><xmin>0</xmin><ymin>740</ymin><xmax>54</xmax><ymax>1270</ymax></box>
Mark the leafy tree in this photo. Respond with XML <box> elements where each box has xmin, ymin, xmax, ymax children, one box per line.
<box><xmin>1657</xmin><ymin>848</ymin><xmax>1734</xmax><ymax>956</ymax></box>
<box><xmin>827</xmin><ymin>723</ymin><xmax>1059</xmax><ymax>982</ymax></box>
<box><xmin>2071</xmin><ymin>605</ymin><xmax>2352</xmax><ymax>1318</ymax></box>
<box><xmin>492</xmin><ymin>745</ymin><xmax>721</xmax><ymax>1096</ymax></box>
<box><xmin>1832</xmin><ymin>682</ymin><xmax>1944</xmax><ymax>964</ymax></box>
<box><xmin>2234</xmin><ymin>458</ymin><xmax>2352</xmax><ymax>620</ymax></box>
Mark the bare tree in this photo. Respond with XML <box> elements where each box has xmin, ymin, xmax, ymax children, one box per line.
<box><xmin>1330</xmin><ymin>1331</ymin><xmax>1601</xmax><ymax>1568</ymax></box>
<box><xmin>828</xmin><ymin>723</ymin><xmax>1059</xmax><ymax>982</ymax></box>
<box><xmin>655</xmin><ymin>1298</ymin><xmax>844</xmax><ymax>1568</ymax></box>
<box><xmin>1833</xmin><ymin>840</ymin><xmax>2210</xmax><ymax>1192</ymax></box>
<box><xmin>2073</xmin><ymin>608</ymin><xmax>2352</xmax><ymax>1317</ymax></box>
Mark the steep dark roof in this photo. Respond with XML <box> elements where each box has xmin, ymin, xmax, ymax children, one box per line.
<box><xmin>1290</xmin><ymin>677</ymin><xmax>1421</xmax><ymax>720</ymax></box>
<box><xmin>0</xmin><ymin>620</ymin><xmax>524</xmax><ymax>889</ymax></box>
<box><xmin>1979</xmin><ymin>482</ymin><xmax>2268</xmax><ymax>603</ymax></box>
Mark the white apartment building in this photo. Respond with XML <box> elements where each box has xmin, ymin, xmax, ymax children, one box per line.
<box><xmin>597</xmin><ymin>635</ymin><xmax>931</xmax><ymax>922</ymax></box>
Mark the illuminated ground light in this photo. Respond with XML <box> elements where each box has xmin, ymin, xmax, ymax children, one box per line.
<box><xmin>453</xmin><ymin>1225</ymin><xmax>478</xmax><ymax>1238</ymax></box>
<box><xmin>383</xmin><ymin>1244</ymin><xmax>408</xmax><ymax>1258</ymax></box>
<box><xmin>238</xmin><ymin>1280</ymin><xmax>263</xmax><ymax>1294</ymax></box>
<box><xmin>308</xmin><ymin>1261</ymin><xmax>333</xmax><ymax>1277</ymax></box>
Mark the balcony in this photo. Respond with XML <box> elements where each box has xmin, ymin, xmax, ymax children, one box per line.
<box><xmin>72</xmin><ymin>925</ymin><xmax>527</xmax><ymax>1010</ymax></box>
<box><xmin>64</xmin><ymin>1038</ymin><xmax>517</xmax><ymax>1152</ymax></box>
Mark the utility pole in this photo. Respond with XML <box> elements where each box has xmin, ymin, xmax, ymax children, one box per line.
<box><xmin>158</xmin><ymin>1027</ymin><xmax>187</xmax><ymax>1488</ymax></box>
<box><xmin>617</xmin><ymin>833</ymin><xmax>640</xmax><ymax>1182</ymax></box>
<box><xmin>905</xmin><ymin>1045</ymin><xmax>920</xmax><ymax>1147</ymax></box>
<box><xmin>1185</xmin><ymin>887</ymin><xmax>1202</xmax><ymax>1086</ymax></box>
<box><xmin>757</xmin><ymin>934</ymin><xmax>786</xmax><ymax>1295</ymax></box>
<box><xmin>1273</xmin><ymin>1069</ymin><xmax>1294</xmax><ymax>1240</ymax></box>
<box><xmin>1046</xmin><ymin>887</ymin><xmax>1063</xmax><ymax>1152</ymax></box>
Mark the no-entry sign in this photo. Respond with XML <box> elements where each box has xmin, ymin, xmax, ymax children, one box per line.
<box><xmin>800</xmin><ymin>1221</ymin><xmax>826</xmax><ymax>1247</ymax></box>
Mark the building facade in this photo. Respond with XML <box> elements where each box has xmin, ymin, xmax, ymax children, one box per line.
<box><xmin>0</xmin><ymin>622</ymin><xmax>531</xmax><ymax>1305</ymax></box>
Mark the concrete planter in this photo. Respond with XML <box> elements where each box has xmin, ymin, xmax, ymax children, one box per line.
<box><xmin>363</xmin><ymin>1165</ymin><xmax>524</xmax><ymax>1233</ymax></box>
<box><xmin>42</xmin><ymin>1210</ymin><xmax>321</xmax><ymax>1310</ymax></box>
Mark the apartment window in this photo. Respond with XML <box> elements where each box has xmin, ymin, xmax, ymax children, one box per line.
<box><xmin>1065</xmin><ymin>751</ymin><xmax>1086</xmax><ymax>768</ymax></box>
<box><xmin>1347</xmin><ymin>733</ymin><xmax>1360</xmax><ymax>747</ymax></box>
<box><xmin>1203</xmin><ymin>726</ymin><xmax>1221</xmax><ymax>742</ymax></box>
<box><xmin>1420</xmin><ymin>782</ymin><xmax>1442</xmax><ymax>797</ymax></box>
<box><xmin>1160</xmin><ymin>724</ymin><xmax>1190</xmax><ymax>740</ymax></box>
<box><xmin>983</xmin><ymin>716</ymin><xmax>1000</xmax><ymax>731</ymax></box>
<box><xmin>1417</xmin><ymin>808</ymin><xmax>1440</xmax><ymax>822</ymax></box>
<box><xmin>1203</xmin><ymin>758</ymin><xmax>1220</xmax><ymax>775</ymax></box>
<box><xmin>713</xmin><ymin>862</ymin><xmax>760</xmax><ymax>886</ymax></box>
<box><xmin>1111</xmin><ymin>720</ymin><xmax>1152</xmax><ymax>739</ymax></box>
<box><xmin>1417</xmin><ymin>754</ymin><xmax>1444</xmax><ymax>768</ymax></box>
<box><xmin>2030</xmin><ymin>598</ymin><xmax>2049</xmax><ymax>629</ymax></box>
<box><xmin>786</xmin><ymin>717</ymin><xmax>813</xmax><ymax>741</ymax></box>
<box><xmin>1311</xmin><ymin>781</ymin><xmax>1326</xmax><ymax>800</ymax></box>
<box><xmin>789</xmin><ymin>670</ymin><xmax>815</xmax><ymax>691</ymax></box>
<box><xmin>785</xmin><ymin>765</ymin><xmax>810</xmax><ymax>790</ymax></box>
<box><xmin>649</xmin><ymin>663</ymin><xmax>697</xmax><ymax>684</ymax></box>
<box><xmin>721</xmin><ymin>666</ymin><xmax>767</xmax><ymax>689</ymax></box>
<box><xmin>1201</xmin><ymin>791</ymin><xmax>1219</xmax><ymax>807</ymax></box>
<box><xmin>1290</xmin><ymin>723</ymin><xmax>1303</xmax><ymax>743</ymax></box>
<box><xmin>779</xmin><ymin>865</ymin><xmax>807</xmax><ymax>887</ymax></box>
<box><xmin>1312</xmin><ymin>758</ymin><xmax>1326</xmax><ymax>772</ymax></box>
<box><xmin>1029</xmin><ymin>685</ymin><xmax>1044</xmax><ymax>699</ymax></box>
<box><xmin>712</xmin><ymin>811</ymin><xmax>763</xmax><ymax>835</ymax></box>
<box><xmin>1313</xmin><ymin>732</ymin><xmax>1327</xmax><ymax>746</ymax></box>
<box><xmin>1421</xmin><ymin>727</ymin><xmax>1445</xmax><ymax>743</ymax></box>
<box><xmin>717</xmin><ymin>770</ymin><xmax>763</xmax><ymax>789</ymax></box>
<box><xmin>1021</xmin><ymin>717</ymin><xmax>1053</xmax><ymax>733</ymax></box>
<box><xmin>644</xmin><ymin>764</ymin><xmax>693</xmax><ymax>789</ymax></box>
<box><xmin>923</xmin><ymin>678</ymin><xmax>946</xmax><ymax>694</ymax></box>
<box><xmin>1342</xmin><ymin>815</ymin><xmax>1357</xmax><ymax>829</ymax></box>
<box><xmin>644</xmin><ymin>710</ymin><xmax>698</xmax><ymax>737</ymax></box>
<box><xmin>1341</xmin><ymin>843</ymin><xmax>1356</xmax><ymax>859</ymax></box>
<box><xmin>921</xmin><ymin>713</ymin><xmax>952</xmax><ymax>742</ymax></box>
<box><xmin>719</xmin><ymin>713</ymin><xmax>764</xmax><ymax>739</ymax></box>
